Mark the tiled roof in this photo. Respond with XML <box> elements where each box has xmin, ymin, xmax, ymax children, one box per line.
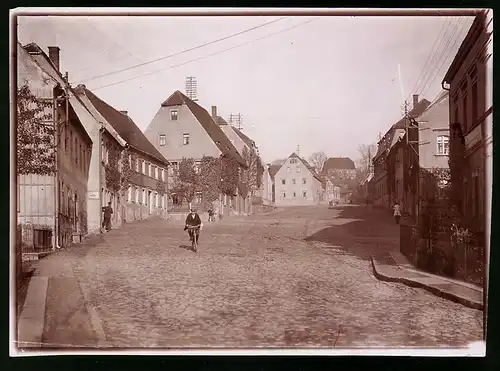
<box><xmin>232</xmin><ymin>126</ymin><xmax>256</xmax><ymax>150</ymax></box>
<box><xmin>374</xmin><ymin>99</ymin><xmax>431</xmax><ymax>159</ymax></box>
<box><xmin>215</xmin><ymin>116</ymin><xmax>228</xmax><ymax>125</ymax></box>
<box><xmin>321</xmin><ymin>157</ymin><xmax>356</xmax><ymax>173</ymax></box>
<box><xmin>268</xmin><ymin>164</ymin><xmax>281</xmax><ymax>180</ymax></box>
<box><xmin>82</xmin><ymin>88</ymin><xmax>169</xmax><ymax>165</ymax></box>
<box><xmin>160</xmin><ymin>90</ymin><xmax>246</xmax><ymax>167</ymax></box>
<box><xmin>21</xmin><ymin>42</ymin><xmax>93</xmax><ymax>144</ymax></box>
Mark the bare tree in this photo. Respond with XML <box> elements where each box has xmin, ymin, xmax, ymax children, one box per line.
<box><xmin>356</xmin><ymin>143</ymin><xmax>377</xmax><ymax>175</ymax></box>
<box><xmin>308</xmin><ymin>151</ymin><xmax>328</xmax><ymax>174</ymax></box>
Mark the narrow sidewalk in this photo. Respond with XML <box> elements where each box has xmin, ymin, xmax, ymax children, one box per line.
<box><xmin>16</xmin><ymin>233</ymin><xmax>107</xmax><ymax>350</ymax></box>
<box><xmin>371</xmin><ymin>250</ymin><xmax>483</xmax><ymax>310</ymax></box>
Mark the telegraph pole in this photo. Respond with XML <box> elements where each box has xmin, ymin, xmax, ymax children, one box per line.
<box><xmin>185</xmin><ymin>76</ymin><xmax>198</xmax><ymax>102</ymax></box>
<box><xmin>228</xmin><ymin>113</ymin><xmax>243</xmax><ymax>130</ymax></box>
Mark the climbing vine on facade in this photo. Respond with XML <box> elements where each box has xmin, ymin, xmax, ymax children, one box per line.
<box><xmin>220</xmin><ymin>155</ymin><xmax>240</xmax><ymax>196</ymax></box>
<box><xmin>17</xmin><ymin>83</ymin><xmax>56</xmax><ymax>176</ymax></box>
<box><xmin>178</xmin><ymin>157</ymin><xmax>198</xmax><ymax>203</ymax></box>
<box><xmin>198</xmin><ymin>156</ymin><xmax>221</xmax><ymax>203</ymax></box>
<box><xmin>105</xmin><ymin>143</ymin><xmax>122</xmax><ymax>193</ymax></box>
<box><xmin>120</xmin><ymin>148</ymin><xmax>133</xmax><ymax>193</ymax></box>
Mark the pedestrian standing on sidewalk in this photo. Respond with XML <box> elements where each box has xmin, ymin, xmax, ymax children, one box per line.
<box><xmin>393</xmin><ymin>202</ymin><xmax>402</xmax><ymax>224</ymax></box>
<box><xmin>101</xmin><ymin>201</ymin><xmax>113</xmax><ymax>232</ymax></box>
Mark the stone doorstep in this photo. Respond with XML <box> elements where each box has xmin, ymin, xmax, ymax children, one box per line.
<box><xmin>22</xmin><ymin>251</ymin><xmax>53</xmax><ymax>262</ymax></box>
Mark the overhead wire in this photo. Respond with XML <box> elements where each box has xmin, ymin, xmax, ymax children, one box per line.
<box><xmin>418</xmin><ymin>18</ymin><xmax>469</xmax><ymax>98</ymax></box>
<box><xmin>91</xmin><ymin>18</ymin><xmax>318</xmax><ymax>92</ymax></box>
<box><xmin>409</xmin><ymin>17</ymin><xmax>459</xmax><ymax>100</ymax></box>
<box><xmin>72</xmin><ymin>18</ymin><xmax>145</xmax><ymax>75</ymax></box>
<box><xmin>79</xmin><ymin>16</ymin><xmax>288</xmax><ymax>84</ymax></box>
<box><xmin>405</xmin><ymin>16</ymin><xmax>452</xmax><ymax>103</ymax></box>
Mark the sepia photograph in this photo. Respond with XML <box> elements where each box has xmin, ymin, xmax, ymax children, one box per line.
<box><xmin>10</xmin><ymin>8</ymin><xmax>492</xmax><ymax>356</ymax></box>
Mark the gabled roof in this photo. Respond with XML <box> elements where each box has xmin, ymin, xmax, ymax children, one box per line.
<box><xmin>232</xmin><ymin>126</ymin><xmax>256</xmax><ymax>150</ymax></box>
<box><xmin>159</xmin><ymin>90</ymin><xmax>246</xmax><ymax>167</ymax></box>
<box><xmin>321</xmin><ymin>157</ymin><xmax>356</xmax><ymax>173</ymax></box>
<box><xmin>82</xmin><ymin>88</ymin><xmax>169</xmax><ymax>165</ymax></box>
<box><xmin>374</xmin><ymin>98</ymin><xmax>431</xmax><ymax>159</ymax></box>
<box><xmin>268</xmin><ymin>164</ymin><xmax>281</xmax><ymax>180</ymax></box>
<box><xmin>20</xmin><ymin>42</ymin><xmax>93</xmax><ymax>144</ymax></box>
<box><xmin>215</xmin><ymin>116</ymin><xmax>229</xmax><ymax>125</ymax></box>
<box><xmin>288</xmin><ymin>152</ymin><xmax>323</xmax><ymax>183</ymax></box>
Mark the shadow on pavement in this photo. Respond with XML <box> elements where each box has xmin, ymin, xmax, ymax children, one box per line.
<box><xmin>304</xmin><ymin>205</ymin><xmax>399</xmax><ymax>261</ymax></box>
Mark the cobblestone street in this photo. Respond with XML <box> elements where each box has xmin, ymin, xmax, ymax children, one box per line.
<box><xmin>43</xmin><ymin>205</ymin><xmax>483</xmax><ymax>348</ymax></box>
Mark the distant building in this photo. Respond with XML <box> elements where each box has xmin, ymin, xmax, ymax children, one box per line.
<box><xmin>372</xmin><ymin>95</ymin><xmax>431</xmax><ymax>210</ymax></box>
<box><xmin>77</xmin><ymin>87</ymin><xmax>170</xmax><ymax>224</ymax></box>
<box><xmin>213</xmin><ymin>106</ymin><xmax>264</xmax><ymax>204</ymax></box>
<box><xmin>321</xmin><ymin>157</ymin><xmax>356</xmax><ymax>180</ymax></box>
<box><xmin>273</xmin><ymin>152</ymin><xmax>324</xmax><ymax>206</ymax></box>
<box><xmin>144</xmin><ymin>91</ymin><xmax>249</xmax><ymax>215</ymax></box>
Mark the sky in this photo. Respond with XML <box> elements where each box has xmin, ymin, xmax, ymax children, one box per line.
<box><xmin>17</xmin><ymin>12</ymin><xmax>474</xmax><ymax>164</ymax></box>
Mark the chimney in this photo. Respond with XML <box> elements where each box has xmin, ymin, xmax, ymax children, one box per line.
<box><xmin>120</xmin><ymin>111</ymin><xmax>128</xmax><ymax>116</ymax></box>
<box><xmin>48</xmin><ymin>46</ymin><xmax>60</xmax><ymax>72</ymax></box>
<box><xmin>412</xmin><ymin>94</ymin><xmax>419</xmax><ymax>109</ymax></box>
<box><xmin>211</xmin><ymin>106</ymin><xmax>217</xmax><ymax>118</ymax></box>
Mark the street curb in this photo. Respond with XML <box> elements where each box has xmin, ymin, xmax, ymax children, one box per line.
<box><xmin>17</xmin><ymin>276</ymin><xmax>48</xmax><ymax>348</ymax></box>
<box><xmin>370</xmin><ymin>256</ymin><xmax>483</xmax><ymax>311</ymax></box>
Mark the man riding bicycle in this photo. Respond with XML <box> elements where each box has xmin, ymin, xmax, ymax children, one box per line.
<box><xmin>184</xmin><ymin>208</ymin><xmax>201</xmax><ymax>246</ymax></box>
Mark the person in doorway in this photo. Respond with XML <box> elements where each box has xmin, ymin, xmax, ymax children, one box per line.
<box><xmin>102</xmin><ymin>201</ymin><xmax>113</xmax><ymax>232</ymax></box>
<box><xmin>393</xmin><ymin>201</ymin><xmax>402</xmax><ymax>224</ymax></box>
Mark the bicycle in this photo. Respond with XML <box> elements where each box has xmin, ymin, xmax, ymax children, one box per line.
<box><xmin>186</xmin><ymin>225</ymin><xmax>201</xmax><ymax>252</ymax></box>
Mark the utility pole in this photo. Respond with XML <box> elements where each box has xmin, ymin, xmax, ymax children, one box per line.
<box><xmin>228</xmin><ymin>113</ymin><xmax>243</xmax><ymax>130</ymax></box>
<box><xmin>185</xmin><ymin>76</ymin><xmax>198</xmax><ymax>102</ymax></box>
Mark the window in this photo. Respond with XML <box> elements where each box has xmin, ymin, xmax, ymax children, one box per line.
<box><xmin>69</xmin><ymin>131</ymin><xmax>73</xmax><ymax>158</ymax></box>
<box><xmin>296</xmin><ymin>167</ymin><xmax>301</xmax><ymax>173</ymax></box>
<box><xmin>142</xmin><ymin>189</ymin><xmax>147</xmax><ymax>205</ymax></box>
<box><xmin>281</xmin><ymin>192</ymin><xmax>286</xmax><ymax>198</ymax></box>
<box><xmin>75</xmin><ymin>138</ymin><xmax>78</xmax><ymax>164</ymax></box>
<box><xmin>286</xmin><ymin>167</ymin><xmax>291</xmax><ymax>173</ymax></box>
<box><xmin>183</xmin><ymin>133</ymin><xmax>190</xmax><ymax>145</ymax></box>
<box><xmin>159</xmin><ymin>134</ymin><xmax>166</xmax><ymax>146</ymax></box>
<box><xmin>293</xmin><ymin>192</ymin><xmax>296</xmax><ymax>197</ymax></box>
<box><xmin>127</xmin><ymin>186</ymin><xmax>132</xmax><ymax>202</ymax></box>
<box><xmin>437</xmin><ymin>135</ymin><xmax>450</xmax><ymax>155</ymax></box>
<box><xmin>302</xmin><ymin>178</ymin><xmax>307</xmax><ymax>184</ymax></box>
<box><xmin>292</xmin><ymin>178</ymin><xmax>296</xmax><ymax>184</ymax></box>
<box><xmin>461</xmin><ymin>82</ymin><xmax>468</xmax><ymax>131</ymax></box>
<box><xmin>142</xmin><ymin>161</ymin><xmax>146</xmax><ymax>174</ymax></box>
<box><xmin>170</xmin><ymin>109</ymin><xmax>178</xmax><ymax>121</ymax></box>
<box><xmin>281</xmin><ymin>179</ymin><xmax>286</xmax><ymax>185</ymax></box>
<box><xmin>303</xmin><ymin>190</ymin><xmax>307</xmax><ymax>198</ymax></box>
<box><xmin>290</xmin><ymin>158</ymin><xmax>297</xmax><ymax>164</ymax></box>
<box><xmin>135</xmin><ymin>187</ymin><xmax>139</xmax><ymax>203</ymax></box>
<box><xmin>160</xmin><ymin>168</ymin><xmax>164</xmax><ymax>181</ymax></box>
<box><xmin>135</xmin><ymin>158</ymin><xmax>140</xmax><ymax>172</ymax></box>
<box><xmin>471</xmin><ymin>81</ymin><xmax>478</xmax><ymax>125</ymax></box>
<box><xmin>194</xmin><ymin>161</ymin><xmax>201</xmax><ymax>174</ymax></box>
